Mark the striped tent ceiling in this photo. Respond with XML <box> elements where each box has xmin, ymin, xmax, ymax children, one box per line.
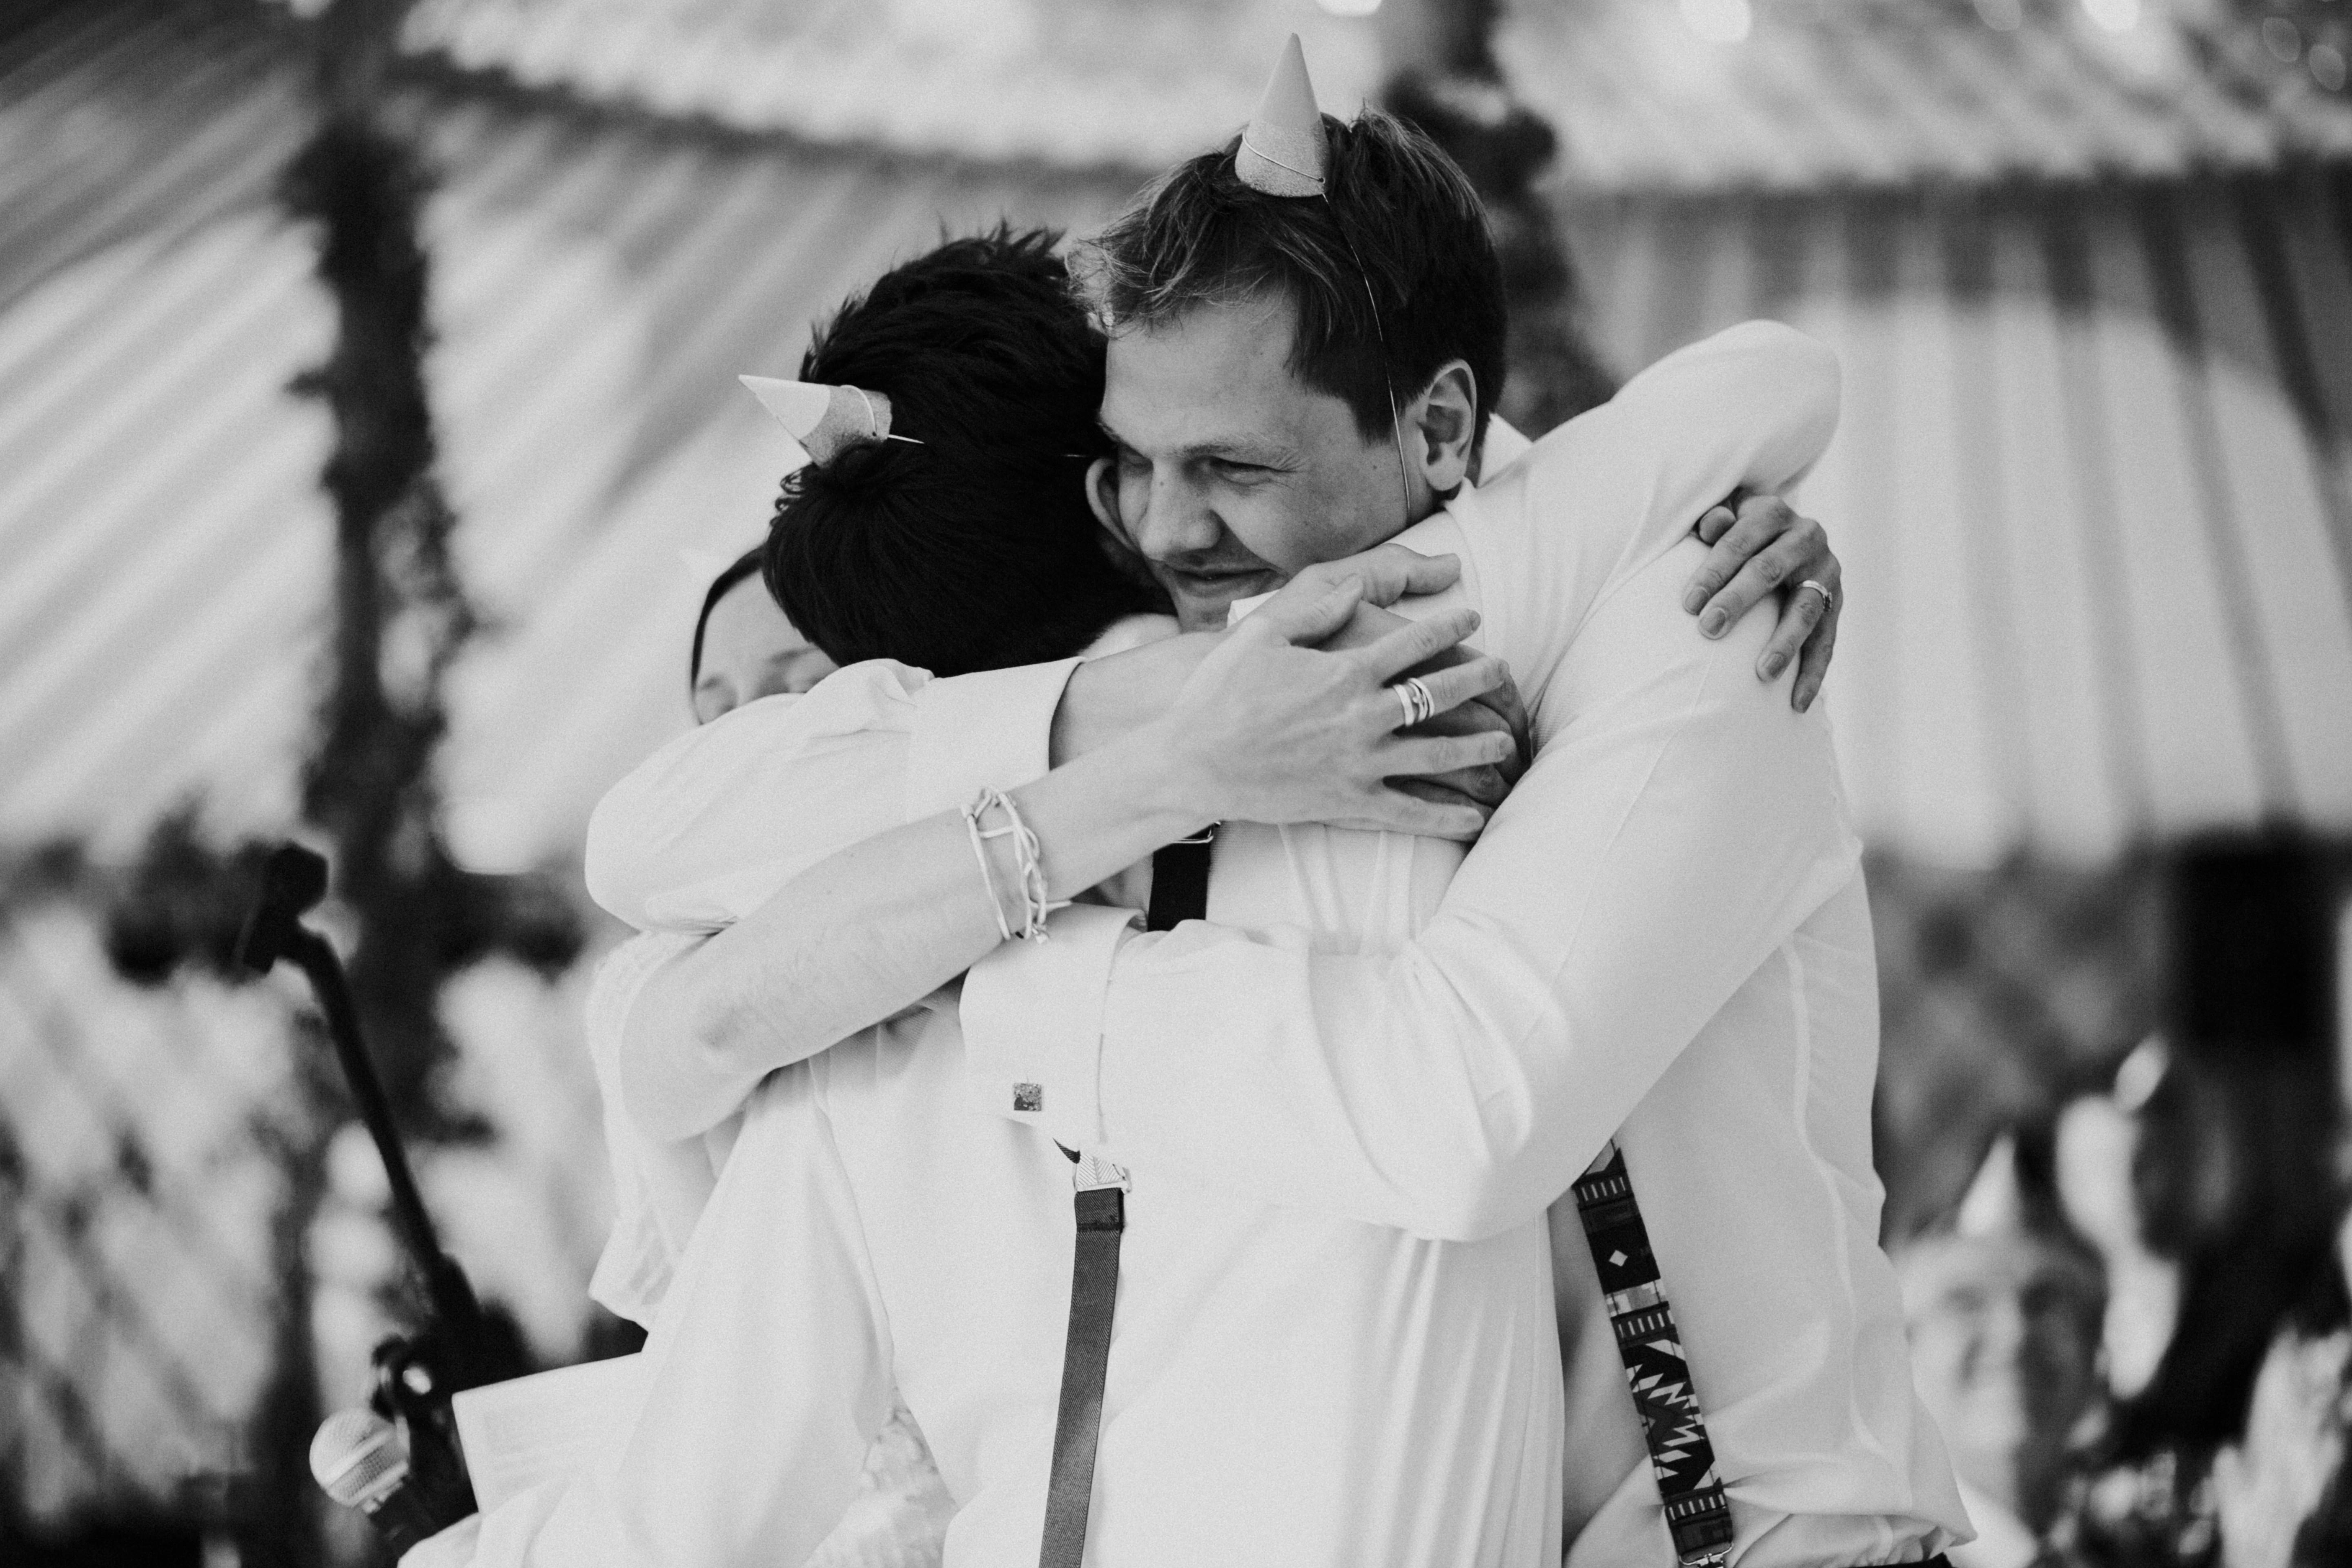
<box><xmin>397</xmin><ymin>0</ymin><xmax>1388</xmax><ymax>174</ymax></box>
<box><xmin>389</xmin><ymin>0</ymin><xmax>2352</xmax><ymax>189</ymax></box>
<box><xmin>4</xmin><ymin>0</ymin><xmax>2350</xmax><ymax>871</ymax></box>
<box><xmin>1501</xmin><ymin>0</ymin><xmax>2352</xmax><ymax>191</ymax></box>
<box><xmin>1564</xmin><ymin>177</ymin><xmax>2352</xmax><ymax>862</ymax></box>
<box><xmin>0</xmin><ymin>0</ymin><xmax>1133</xmax><ymax>870</ymax></box>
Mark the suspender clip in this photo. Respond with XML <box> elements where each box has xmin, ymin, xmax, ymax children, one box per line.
<box><xmin>1069</xmin><ymin>1151</ymin><xmax>1129</xmax><ymax>1195</ymax></box>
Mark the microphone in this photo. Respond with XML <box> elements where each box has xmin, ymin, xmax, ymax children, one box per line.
<box><xmin>310</xmin><ymin>1408</ymin><xmax>472</xmax><ymax>1555</ymax></box>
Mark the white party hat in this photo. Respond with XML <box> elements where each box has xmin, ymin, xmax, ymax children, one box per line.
<box><xmin>1954</xmin><ymin>1134</ymin><xmax>2026</xmax><ymax>1239</ymax></box>
<box><xmin>1236</xmin><ymin>35</ymin><xmax>1327</xmax><ymax>198</ymax></box>
<box><xmin>738</xmin><ymin>375</ymin><xmax>901</xmax><ymax>464</ymax></box>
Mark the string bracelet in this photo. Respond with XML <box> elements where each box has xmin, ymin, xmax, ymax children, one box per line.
<box><xmin>991</xmin><ymin>789</ymin><xmax>1062</xmax><ymax>940</ymax></box>
<box><xmin>962</xmin><ymin>790</ymin><xmax>1017</xmax><ymax>942</ymax></box>
<box><xmin>963</xmin><ymin>787</ymin><xmax>1067</xmax><ymax>942</ymax></box>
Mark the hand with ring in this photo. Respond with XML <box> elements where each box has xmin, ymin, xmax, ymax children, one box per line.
<box><xmin>1153</xmin><ymin>574</ymin><xmax>1519</xmax><ymax>842</ymax></box>
<box><xmin>1681</xmin><ymin>492</ymin><xmax>1845</xmax><ymax>713</ymax></box>
<box><xmin>1278</xmin><ymin>546</ymin><xmax>1530</xmax><ymax>814</ymax></box>
<box><xmin>1390</xmin><ymin>675</ymin><xmax>1438</xmax><ymax>729</ymax></box>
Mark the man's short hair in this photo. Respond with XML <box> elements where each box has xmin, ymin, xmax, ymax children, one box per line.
<box><xmin>764</xmin><ymin>226</ymin><xmax>1156</xmax><ymax>677</ymax></box>
<box><xmin>1086</xmin><ymin>107</ymin><xmax>1506</xmax><ymax>451</ymax></box>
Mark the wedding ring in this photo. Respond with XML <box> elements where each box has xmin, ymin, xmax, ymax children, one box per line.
<box><xmin>1390</xmin><ymin>675</ymin><xmax>1435</xmax><ymax>728</ymax></box>
<box><xmin>1796</xmin><ymin>579</ymin><xmax>1834</xmax><ymax>608</ymax></box>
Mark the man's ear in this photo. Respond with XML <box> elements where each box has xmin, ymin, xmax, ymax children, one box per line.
<box><xmin>1406</xmin><ymin>361</ymin><xmax>1478</xmax><ymax>497</ymax></box>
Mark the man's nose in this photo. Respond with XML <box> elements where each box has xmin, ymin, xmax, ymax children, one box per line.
<box><xmin>1129</xmin><ymin>468</ymin><xmax>1224</xmax><ymax>563</ymax></box>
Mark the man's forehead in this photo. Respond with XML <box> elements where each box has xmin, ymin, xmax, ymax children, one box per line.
<box><xmin>1100</xmin><ymin>293</ymin><xmax>1341</xmax><ymax>452</ymax></box>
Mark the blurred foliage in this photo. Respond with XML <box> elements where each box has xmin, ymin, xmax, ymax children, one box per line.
<box><xmin>98</xmin><ymin>813</ymin><xmax>277</xmax><ymax>987</ymax></box>
<box><xmin>2207</xmin><ymin>0</ymin><xmax>2351</xmax><ymax>93</ymax></box>
<box><xmin>1379</xmin><ymin>0</ymin><xmax>1619</xmax><ymax>433</ymax></box>
<box><xmin>33</xmin><ymin>2</ymin><xmax>587</xmax><ymax>1558</ymax></box>
<box><xmin>1868</xmin><ymin>847</ymin><xmax>2167</xmax><ymax>1243</ymax></box>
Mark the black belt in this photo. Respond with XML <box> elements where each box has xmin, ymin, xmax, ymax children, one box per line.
<box><xmin>1037</xmin><ymin>831</ymin><xmax>1214</xmax><ymax>1568</ymax></box>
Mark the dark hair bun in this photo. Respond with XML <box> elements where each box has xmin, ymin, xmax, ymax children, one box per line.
<box><xmin>793</xmin><ymin>432</ymin><xmax>899</xmax><ymax>500</ymax></box>
<box><xmin>760</xmin><ymin>226</ymin><xmax>1154</xmax><ymax>677</ymax></box>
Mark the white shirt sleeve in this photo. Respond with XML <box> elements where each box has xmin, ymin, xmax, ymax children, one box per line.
<box><xmin>583</xmin><ymin>656</ymin><xmax>1082</xmax><ymax>933</ymax></box>
<box><xmin>960</xmin><ymin>323</ymin><xmax>1850</xmax><ymax>1238</ymax></box>
<box><xmin>1459</xmin><ymin>320</ymin><xmax>1840</xmax><ymax>734</ymax></box>
<box><xmin>582</xmin><ymin>931</ymin><xmax>734</xmax><ymax>1326</ymax></box>
<box><xmin>463</xmin><ymin>1070</ymin><xmax>893</xmax><ymax>1568</ymax></box>
<box><xmin>579</xmin><ymin>654</ymin><xmax>1082</xmax><ymax>1164</ymax></box>
<box><xmin>977</xmin><ymin>548</ymin><xmax>1858</xmax><ymax>1241</ymax></box>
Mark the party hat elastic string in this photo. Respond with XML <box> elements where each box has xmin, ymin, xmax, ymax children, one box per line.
<box><xmin>1336</xmin><ymin>234</ymin><xmax>1415</xmax><ymax>532</ymax></box>
<box><xmin>1236</xmin><ymin>34</ymin><xmax>1414</xmax><ymax>528</ymax></box>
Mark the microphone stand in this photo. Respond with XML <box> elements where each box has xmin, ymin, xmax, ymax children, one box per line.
<box><xmin>236</xmin><ymin>842</ymin><xmax>518</xmax><ymax>1515</ymax></box>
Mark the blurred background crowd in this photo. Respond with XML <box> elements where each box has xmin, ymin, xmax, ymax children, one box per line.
<box><xmin>2</xmin><ymin>0</ymin><xmax>2350</xmax><ymax>1564</ymax></box>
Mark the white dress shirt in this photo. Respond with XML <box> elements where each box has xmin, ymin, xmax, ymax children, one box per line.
<box><xmin>951</xmin><ymin>325</ymin><xmax>1967</xmax><ymax>1565</ymax></box>
<box><xmin>576</xmin><ymin>323</ymin><xmax>1964</xmax><ymax>1566</ymax></box>
<box><xmin>581</xmin><ymin>929</ymin><xmax>731</xmax><ymax>1326</ymax></box>
<box><xmin>1948</xmin><ymin>1481</ymin><xmax>2038</xmax><ymax>1568</ymax></box>
<box><xmin>475</xmin><ymin>989</ymin><xmax>1564</xmax><ymax>1568</ymax></box>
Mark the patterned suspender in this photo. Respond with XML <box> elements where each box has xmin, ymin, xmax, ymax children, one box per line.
<box><xmin>1042</xmin><ymin>836</ymin><xmax>1733</xmax><ymax>1568</ymax></box>
<box><xmin>1572</xmin><ymin>1141</ymin><xmax>1736</xmax><ymax>1568</ymax></box>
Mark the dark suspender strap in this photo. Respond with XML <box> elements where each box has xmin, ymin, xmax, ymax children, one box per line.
<box><xmin>1572</xmin><ymin>1141</ymin><xmax>1735</xmax><ymax>1568</ymax></box>
<box><xmin>1039</xmin><ymin>1164</ymin><xmax>1124</xmax><ymax>1568</ymax></box>
<box><xmin>1037</xmin><ymin>833</ymin><xmax>1216</xmax><ymax>1566</ymax></box>
<box><xmin>1144</xmin><ymin>829</ymin><xmax>1214</xmax><ymax>932</ymax></box>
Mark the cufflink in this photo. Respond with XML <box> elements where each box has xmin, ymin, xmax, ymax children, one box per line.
<box><xmin>1012</xmin><ymin>1082</ymin><xmax>1043</xmax><ymax>1114</ymax></box>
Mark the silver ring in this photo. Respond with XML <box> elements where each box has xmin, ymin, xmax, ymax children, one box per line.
<box><xmin>1391</xmin><ymin>674</ymin><xmax>1435</xmax><ymax>728</ymax></box>
<box><xmin>1796</xmin><ymin>578</ymin><xmax>1834</xmax><ymax>607</ymax></box>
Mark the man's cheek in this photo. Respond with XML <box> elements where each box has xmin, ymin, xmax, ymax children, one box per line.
<box><xmin>1221</xmin><ymin>497</ymin><xmax>1315</xmax><ymax>575</ymax></box>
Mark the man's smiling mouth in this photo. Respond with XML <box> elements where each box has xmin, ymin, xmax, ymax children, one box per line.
<box><xmin>1166</xmin><ymin>565</ymin><xmax>1275</xmax><ymax>591</ymax></box>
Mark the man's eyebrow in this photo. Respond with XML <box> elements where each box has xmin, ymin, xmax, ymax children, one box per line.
<box><xmin>1188</xmin><ymin>437</ymin><xmax>1296</xmax><ymax>466</ymax></box>
<box><xmin>1097</xmin><ymin>419</ymin><xmax>1296</xmax><ymax>465</ymax></box>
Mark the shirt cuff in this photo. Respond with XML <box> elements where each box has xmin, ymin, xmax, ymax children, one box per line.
<box><xmin>905</xmin><ymin>658</ymin><xmax>1082</xmax><ymax>822</ymax></box>
<box><xmin>960</xmin><ymin>902</ymin><xmax>1139</xmax><ymax>1149</ymax></box>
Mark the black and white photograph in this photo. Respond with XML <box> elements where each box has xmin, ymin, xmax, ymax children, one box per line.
<box><xmin>4</xmin><ymin>1</ymin><xmax>2351</xmax><ymax>1565</ymax></box>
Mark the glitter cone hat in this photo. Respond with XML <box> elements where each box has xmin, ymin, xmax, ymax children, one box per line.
<box><xmin>738</xmin><ymin>374</ymin><xmax>898</xmax><ymax>464</ymax></box>
<box><xmin>1236</xmin><ymin>34</ymin><xmax>1327</xmax><ymax>197</ymax></box>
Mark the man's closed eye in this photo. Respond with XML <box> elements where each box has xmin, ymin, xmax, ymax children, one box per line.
<box><xmin>1207</xmin><ymin>458</ymin><xmax>1278</xmax><ymax>483</ymax></box>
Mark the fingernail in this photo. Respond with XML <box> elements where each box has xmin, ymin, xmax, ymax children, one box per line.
<box><xmin>1701</xmin><ymin>608</ymin><xmax>1727</xmax><ymax>637</ymax></box>
<box><xmin>1681</xmin><ymin>587</ymin><xmax>1705</xmax><ymax>614</ymax></box>
<box><xmin>1761</xmin><ymin>652</ymin><xmax>1786</xmax><ymax>679</ymax></box>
